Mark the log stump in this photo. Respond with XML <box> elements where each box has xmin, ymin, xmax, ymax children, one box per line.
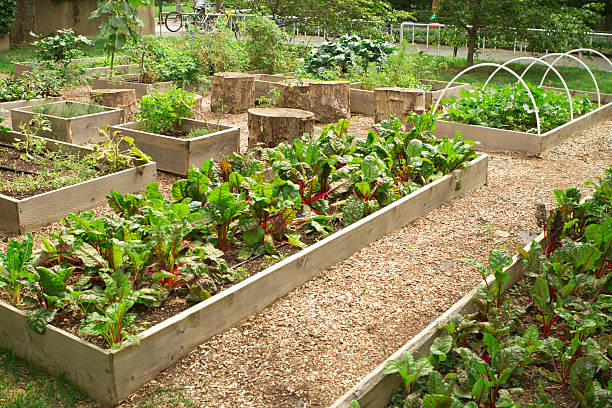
<box><xmin>374</xmin><ymin>87</ymin><xmax>426</xmax><ymax>123</ymax></box>
<box><xmin>279</xmin><ymin>79</ymin><xmax>311</xmax><ymax>110</ymax></box>
<box><xmin>89</xmin><ymin>89</ymin><xmax>137</xmax><ymax>123</ymax></box>
<box><xmin>307</xmin><ymin>81</ymin><xmax>350</xmax><ymax>123</ymax></box>
<box><xmin>247</xmin><ymin>108</ymin><xmax>315</xmax><ymax>149</ymax></box>
<box><xmin>211</xmin><ymin>72</ymin><xmax>255</xmax><ymax>114</ymax></box>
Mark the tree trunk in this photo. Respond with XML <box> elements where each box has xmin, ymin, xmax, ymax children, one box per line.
<box><xmin>432</xmin><ymin>0</ymin><xmax>440</xmax><ymax>13</ymax></box>
<box><xmin>466</xmin><ymin>28</ymin><xmax>477</xmax><ymax>67</ymax></box>
<box><xmin>247</xmin><ymin>107</ymin><xmax>315</xmax><ymax>149</ymax></box>
<box><xmin>280</xmin><ymin>79</ymin><xmax>311</xmax><ymax>110</ymax></box>
<box><xmin>374</xmin><ymin>87</ymin><xmax>426</xmax><ymax>124</ymax></box>
<box><xmin>89</xmin><ymin>89</ymin><xmax>137</xmax><ymax>123</ymax></box>
<box><xmin>307</xmin><ymin>81</ymin><xmax>350</xmax><ymax>123</ymax></box>
<box><xmin>211</xmin><ymin>72</ymin><xmax>255</xmax><ymax>114</ymax></box>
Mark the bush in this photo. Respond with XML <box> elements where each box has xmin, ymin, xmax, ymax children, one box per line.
<box><xmin>0</xmin><ymin>0</ymin><xmax>16</xmax><ymax>37</ymax></box>
<box><xmin>32</xmin><ymin>29</ymin><xmax>91</xmax><ymax>66</ymax></box>
<box><xmin>190</xmin><ymin>26</ymin><xmax>247</xmax><ymax>75</ymax></box>
<box><xmin>0</xmin><ymin>70</ymin><xmax>62</xmax><ymax>102</ymax></box>
<box><xmin>135</xmin><ymin>87</ymin><xmax>196</xmax><ymax>134</ymax></box>
<box><xmin>244</xmin><ymin>16</ymin><xmax>288</xmax><ymax>73</ymax></box>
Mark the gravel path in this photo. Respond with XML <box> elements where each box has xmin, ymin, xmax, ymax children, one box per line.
<box><xmin>115</xmin><ymin>120</ymin><xmax>611</xmax><ymax>408</ymax></box>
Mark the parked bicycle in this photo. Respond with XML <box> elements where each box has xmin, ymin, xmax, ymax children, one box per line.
<box><xmin>165</xmin><ymin>1</ymin><xmax>212</xmax><ymax>32</ymax></box>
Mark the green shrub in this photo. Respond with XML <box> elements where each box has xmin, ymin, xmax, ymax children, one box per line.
<box><xmin>0</xmin><ymin>70</ymin><xmax>62</xmax><ymax>102</ymax></box>
<box><xmin>244</xmin><ymin>16</ymin><xmax>288</xmax><ymax>73</ymax></box>
<box><xmin>0</xmin><ymin>0</ymin><xmax>16</xmax><ymax>37</ymax></box>
<box><xmin>32</xmin><ymin>101</ymin><xmax>106</xmax><ymax>118</ymax></box>
<box><xmin>32</xmin><ymin>29</ymin><xmax>91</xmax><ymax>66</ymax></box>
<box><xmin>135</xmin><ymin>87</ymin><xmax>196</xmax><ymax>134</ymax></box>
<box><xmin>190</xmin><ymin>26</ymin><xmax>247</xmax><ymax>75</ymax></box>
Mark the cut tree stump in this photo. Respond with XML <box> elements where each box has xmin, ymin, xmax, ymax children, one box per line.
<box><xmin>374</xmin><ymin>87</ymin><xmax>426</xmax><ymax>124</ymax></box>
<box><xmin>279</xmin><ymin>79</ymin><xmax>311</xmax><ymax>110</ymax></box>
<box><xmin>307</xmin><ymin>81</ymin><xmax>350</xmax><ymax>122</ymax></box>
<box><xmin>211</xmin><ymin>72</ymin><xmax>255</xmax><ymax>113</ymax></box>
<box><xmin>247</xmin><ymin>108</ymin><xmax>315</xmax><ymax>149</ymax></box>
<box><xmin>89</xmin><ymin>89</ymin><xmax>137</xmax><ymax>123</ymax></box>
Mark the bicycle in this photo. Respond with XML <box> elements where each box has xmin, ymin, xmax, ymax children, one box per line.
<box><xmin>165</xmin><ymin>2</ymin><xmax>212</xmax><ymax>32</ymax></box>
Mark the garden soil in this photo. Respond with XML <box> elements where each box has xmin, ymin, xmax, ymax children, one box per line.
<box><xmin>0</xmin><ymin>92</ymin><xmax>610</xmax><ymax>408</ymax></box>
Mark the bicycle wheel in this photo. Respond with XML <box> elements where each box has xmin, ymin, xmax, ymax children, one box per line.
<box><xmin>165</xmin><ymin>12</ymin><xmax>183</xmax><ymax>32</ymax></box>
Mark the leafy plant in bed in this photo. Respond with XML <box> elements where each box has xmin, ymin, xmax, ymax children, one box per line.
<box><xmin>364</xmin><ymin>168</ymin><xmax>612</xmax><ymax>408</ymax></box>
<box><xmin>0</xmin><ymin>116</ymin><xmax>149</xmax><ymax>200</ymax></box>
<box><xmin>0</xmin><ymin>113</ymin><xmax>480</xmax><ymax>349</ymax></box>
<box><xmin>439</xmin><ymin>83</ymin><xmax>595</xmax><ymax>133</ymax></box>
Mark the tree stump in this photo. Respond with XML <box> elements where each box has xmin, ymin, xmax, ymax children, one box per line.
<box><xmin>307</xmin><ymin>81</ymin><xmax>350</xmax><ymax>123</ymax></box>
<box><xmin>374</xmin><ymin>87</ymin><xmax>426</xmax><ymax>123</ymax></box>
<box><xmin>247</xmin><ymin>108</ymin><xmax>315</xmax><ymax>149</ymax></box>
<box><xmin>89</xmin><ymin>89</ymin><xmax>137</xmax><ymax>123</ymax></box>
<box><xmin>279</xmin><ymin>79</ymin><xmax>311</xmax><ymax>110</ymax></box>
<box><xmin>211</xmin><ymin>72</ymin><xmax>255</xmax><ymax>114</ymax></box>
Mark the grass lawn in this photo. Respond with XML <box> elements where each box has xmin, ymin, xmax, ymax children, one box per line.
<box><xmin>428</xmin><ymin>57</ymin><xmax>612</xmax><ymax>94</ymax></box>
<box><xmin>0</xmin><ymin>347</ymin><xmax>196</xmax><ymax>407</ymax></box>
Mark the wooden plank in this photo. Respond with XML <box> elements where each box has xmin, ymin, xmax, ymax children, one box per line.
<box><xmin>330</xmin><ymin>232</ymin><xmax>544</xmax><ymax>408</ymax></box>
<box><xmin>0</xmin><ymin>301</ymin><xmax>116</xmax><ymax>405</ymax></box>
<box><xmin>112</xmin><ymin>119</ymin><xmax>240</xmax><ymax>175</ymax></box>
<box><xmin>92</xmin><ymin>78</ymin><xmax>174</xmax><ymax>99</ymax></box>
<box><xmin>110</xmin><ymin>155</ymin><xmax>488</xmax><ymax>403</ymax></box>
<box><xmin>0</xmin><ymin>97</ymin><xmax>61</xmax><ymax>118</ymax></box>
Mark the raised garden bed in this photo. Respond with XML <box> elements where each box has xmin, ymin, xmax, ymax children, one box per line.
<box><xmin>434</xmin><ymin>100</ymin><xmax>612</xmax><ymax>155</ymax></box>
<box><xmin>91</xmin><ymin>76</ymin><xmax>174</xmax><ymax>100</ymax></box>
<box><xmin>0</xmin><ymin>97</ymin><xmax>61</xmax><ymax>119</ymax></box>
<box><xmin>10</xmin><ymin>100</ymin><xmax>122</xmax><ymax>145</ymax></box>
<box><xmin>0</xmin><ymin>131</ymin><xmax>489</xmax><ymax>405</ymax></box>
<box><xmin>350</xmin><ymin>80</ymin><xmax>469</xmax><ymax>115</ymax></box>
<box><xmin>112</xmin><ymin>118</ymin><xmax>240</xmax><ymax>175</ymax></box>
<box><xmin>331</xmin><ymin>177</ymin><xmax>611</xmax><ymax>408</ymax></box>
<box><xmin>13</xmin><ymin>57</ymin><xmax>136</xmax><ymax>77</ymax></box>
<box><xmin>0</xmin><ymin>130</ymin><xmax>156</xmax><ymax>233</ymax></box>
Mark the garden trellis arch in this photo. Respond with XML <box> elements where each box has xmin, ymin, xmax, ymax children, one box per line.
<box><xmin>521</xmin><ymin>52</ymin><xmax>601</xmax><ymax>107</ymax></box>
<box><xmin>431</xmin><ymin>63</ymin><xmax>542</xmax><ymax>135</ymax></box>
<box><xmin>482</xmin><ymin>57</ymin><xmax>574</xmax><ymax>121</ymax></box>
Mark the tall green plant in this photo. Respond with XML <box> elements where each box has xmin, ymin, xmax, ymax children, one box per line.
<box><xmin>89</xmin><ymin>0</ymin><xmax>153</xmax><ymax>77</ymax></box>
<box><xmin>0</xmin><ymin>0</ymin><xmax>16</xmax><ymax>37</ymax></box>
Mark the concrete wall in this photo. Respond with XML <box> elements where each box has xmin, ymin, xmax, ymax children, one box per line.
<box><xmin>10</xmin><ymin>0</ymin><xmax>154</xmax><ymax>44</ymax></box>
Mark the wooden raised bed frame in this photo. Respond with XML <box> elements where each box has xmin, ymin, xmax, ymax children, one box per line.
<box><xmin>10</xmin><ymin>100</ymin><xmax>122</xmax><ymax>145</ymax></box>
<box><xmin>91</xmin><ymin>76</ymin><xmax>174</xmax><ymax>100</ymax></box>
<box><xmin>0</xmin><ymin>154</ymin><xmax>489</xmax><ymax>406</ymax></box>
<box><xmin>0</xmin><ymin>130</ymin><xmax>156</xmax><ymax>233</ymax></box>
<box><xmin>350</xmin><ymin>80</ymin><xmax>470</xmax><ymax>115</ymax></box>
<box><xmin>330</xmin><ymin>232</ymin><xmax>544</xmax><ymax>408</ymax></box>
<box><xmin>0</xmin><ymin>97</ymin><xmax>62</xmax><ymax>119</ymax></box>
<box><xmin>111</xmin><ymin>118</ymin><xmax>240</xmax><ymax>175</ymax></box>
<box><xmin>434</xmin><ymin>98</ymin><xmax>612</xmax><ymax>155</ymax></box>
<box><xmin>13</xmin><ymin>57</ymin><xmax>136</xmax><ymax>77</ymax></box>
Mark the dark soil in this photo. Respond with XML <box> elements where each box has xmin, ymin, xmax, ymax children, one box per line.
<box><xmin>0</xmin><ymin>145</ymin><xmax>102</xmax><ymax>199</ymax></box>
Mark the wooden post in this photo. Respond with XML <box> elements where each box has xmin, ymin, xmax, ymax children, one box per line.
<box><xmin>89</xmin><ymin>89</ymin><xmax>137</xmax><ymax>123</ymax></box>
<box><xmin>211</xmin><ymin>72</ymin><xmax>255</xmax><ymax>114</ymax></box>
<box><xmin>247</xmin><ymin>108</ymin><xmax>315</xmax><ymax>149</ymax></box>
<box><xmin>307</xmin><ymin>81</ymin><xmax>350</xmax><ymax>123</ymax></box>
<box><xmin>279</xmin><ymin>79</ymin><xmax>311</xmax><ymax>110</ymax></box>
<box><xmin>374</xmin><ymin>87</ymin><xmax>426</xmax><ymax>124</ymax></box>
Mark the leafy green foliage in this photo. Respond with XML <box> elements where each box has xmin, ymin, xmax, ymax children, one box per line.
<box><xmin>0</xmin><ymin>70</ymin><xmax>62</xmax><ymax>102</ymax></box>
<box><xmin>440</xmin><ymin>83</ymin><xmax>595</xmax><ymax>133</ymax></box>
<box><xmin>189</xmin><ymin>25</ymin><xmax>248</xmax><ymax>75</ymax></box>
<box><xmin>0</xmin><ymin>234</ymin><xmax>34</xmax><ymax>306</ymax></box>
<box><xmin>304</xmin><ymin>34</ymin><xmax>395</xmax><ymax>76</ymax></box>
<box><xmin>31</xmin><ymin>29</ymin><xmax>91</xmax><ymax>66</ymax></box>
<box><xmin>135</xmin><ymin>87</ymin><xmax>196</xmax><ymax>134</ymax></box>
<box><xmin>244</xmin><ymin>16</ymin><xmax>289</xmax><ymax>73</ymax></box>
<box><xmin>0</xmin><ymin>0</ymin><xmax>16</xmax><ymax>36</ymax></box>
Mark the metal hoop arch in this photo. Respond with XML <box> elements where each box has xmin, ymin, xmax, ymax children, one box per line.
<box><xmin>431</xmin><ymin>63</ymin><xmax>541</xmax><ymax>135</ymax></box>
<box><xmin>522</xmin><ymin>53</ymin><xmax>600</xmax><ymax>107</ymax></box>
<box><xmin>482</xmin><ymin>57</ymin><xmax>573</xmax><ymax>121</ymax></box>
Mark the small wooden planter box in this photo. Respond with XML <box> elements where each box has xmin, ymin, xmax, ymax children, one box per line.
<box><xmin>0</xmin><ymin>154</ymin><xmax>488</xmax><ymax>406</ymax></box>
<box><xmin>14</xmin><ymin>58</ymin><xmax>136</xmax><ymax>77</ymax></box>
<box><xmin>434</xmin><ymin>101</ymin><xmax>612</xmax><ymax>155</ymax></box>
<box><xmin>91</xmin><ymin>76</ymin><xmax>174</xmax><ymax>100</ymax></box>
<box><xmin>330</xmin><ymin>233</ymin><xmax>544</xmax><ymax>408</ymax></box>
<box><xmin>0</xmin><ymin>130</ymin><xmax>156</xmax><ymax>233</ymax></box>
<box><xmin>350</xmin><ymin>80</ymin><xmax>469</xmax><ymax>115</ymax></box>
<box><xmin>0</xmin><ymin>97</ymin><xmax>61</xmax><ymax>118</ymax></box>
<box><xmin>10</xmin><ymin>101</ymin><xmax>122</xmax><ymax>145</ymax></box>
<box><xmin>112</xmin><ymin>118</ymin><xmax>240</xmax><ymax>175</ymax></box>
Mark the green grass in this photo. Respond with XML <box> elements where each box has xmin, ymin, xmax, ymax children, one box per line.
<box><xmin>0</xmin><ymin>38</ymin><xmax>108</xmax><ymax>75</ymax></box>
<box><xmin>428</xmin><ymin>57</ymin><xmax>612</xmax><ymax>94</ymax></box>
<box><xmin>0</xmin><ymin>347</ymin><xmax>93</xmax><ymax>408</ymax></box>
